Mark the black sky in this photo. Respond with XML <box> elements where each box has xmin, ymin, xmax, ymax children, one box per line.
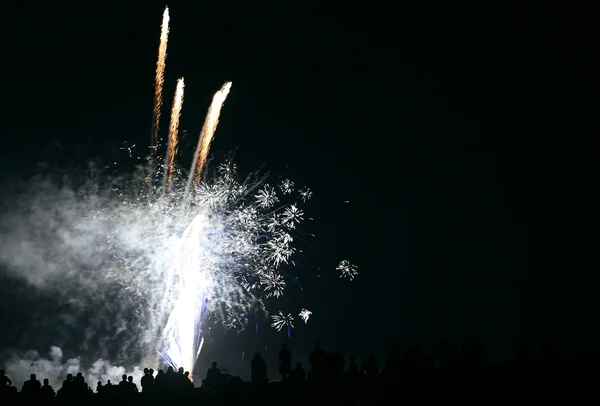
<box><xmin>0</xmin><ymin>0</ymin><xmax>596</xmax><ymax>372</ymax></box>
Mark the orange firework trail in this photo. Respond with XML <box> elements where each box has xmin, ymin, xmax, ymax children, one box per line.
<box><xmin>163</xmin><ymin>78</ymin><xmax>185</xmax><ymax>192</ymax></box>
<box><xmin>193</xmin><ymin>82</ymin><xmax>233</xmax><ymax>184</ymax></box>
<box><xmin>151</xmin><ymin>7</ymin><xmax>170</xmax><ymax>151</ymax></box>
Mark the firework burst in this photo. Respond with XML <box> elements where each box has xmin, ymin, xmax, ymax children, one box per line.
<box><xmin>271</xmin><ymin>311</ymin><xmax>295</xmax><ymax>337</ymax></box>
<box><xmin>299</xmin><ymin>309</ymin><xmax>312</xmax><ymax>323</ymax></box>
<box><xmin>336</xmin><ymin>260</ymin><xmax>358</xmax><ymax>281</ymax></box>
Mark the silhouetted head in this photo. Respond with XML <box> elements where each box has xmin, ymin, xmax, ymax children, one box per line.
<box><xmin>157</xmin><ymin>370</ymin><xmax>164</xmax><ymax>376</ymax></box>
<box><xmin>107</xmin><ymin>380</ymin><xmax>111</xmax><ymax>385</ymax></box>
<box><xmin>66</xmin><ymin>374</ymin><xmax>73</xmax><ymax>381</ymax></box>
<box><xmin>30</xmin><ymin>374</ymin><xmax>36</xmax><ymax>381</ymax></box>
<box><xmin>149</xmin><ymin>368</ymin><xmax>154</xmax><ymax>375</ymax></box>
<box><xmin>127</xmin><ymin>376</ymin><xmax>133</xmax><ymax>383</ymax></box>
<box><xmin>77</xmin><ymin>372</ymin><xmax>83</xmax><ymax>378</ymax></box>
<box><xmin>178</xmin><ymin>367</ymin><xmax>184</xmax><ymax>374</ymax></box>
<box><xmin>184</xmin><ymin>371</ymin><xmax>189</xmax><ymax>377</ymax></box>
<box><xmin>122</xmin><ymin>374</ymin><xmax>127</xmax><ymax>381</ymax></box>
<box><xmin>97</xmin><ymin>381</ymin><xmax>102</xmax><ymax>386</ymax></box>
<box><xmin>167</xmin><ymin>367</ymin><xmax>174</xmax><ymax>374</ymax></box>
<box><xmin>143</xmin><ymin>368</ymin><xmax>148</xmax><ymax>374</ymax></box>
<box><xmin>43</xmin><ymin>379</ymin><xmax>49</xmax><ymax>385</ymax></box>
<box><xmin>211</xmin><ymin>362</ymin><xmax>217</xmax><ymax>368</ymax></box>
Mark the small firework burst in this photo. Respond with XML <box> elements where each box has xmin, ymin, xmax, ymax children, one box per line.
<box><xmin>336</xmin><ymin>260</ymin><xmax>358</xmax><ymax>281</ymax></box>
<box><xmin>282</xmin><ymin>204</ymin><xmax>303</xmax><ymax>229</ymax></box>
<box><xmin>299</xmin><ymin>187</ymin><xmax>313</xmax><ymax>202</ymax></box>
<box><xmin>226</xmin><ymin>311</ymin><xmax>242</xmax><ymax>329</ymax></box>
<box><xmin>299</xmin><ymin>309</ymin><xmax>312</xmax><ymax>323</ymax></box>
<box><xmin>271</xmin><ymin>311</ymin><xmax>294</xmax><ymax>336</ymax></box>
<box><xmin>255</xmin><ymin>185</ymin><xmax>279</xmax><ymax>209</ymax></box>
<box><xmin>280</xmin><ymin>179</ymin><xmax>294</xmax><ymax>195</ymax></box>
<box><xmin>260</xmin><ymin>271</ymin><xmax>286</xmax><ymax>298</ymax></box>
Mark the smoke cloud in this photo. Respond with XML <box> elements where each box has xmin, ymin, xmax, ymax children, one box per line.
<box><xmin>1</xmin><ymin>346</ymin><xmax>144</xmax><ymax>391</ymax></box>
<box><xmin>0</xmin><ymin>169</ymin><xmax>156</xmax><ymax>362</ymax></box>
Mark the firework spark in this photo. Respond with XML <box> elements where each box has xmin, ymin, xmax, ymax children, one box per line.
<box><xmin>164</xmin><ymin>78</ymin><xmax>185</xmax><ymax>191</ymax></box>
<box><xmin>271</xmin><ymin>311</ymin><xmax>294</xmax><ymax>337</ymax></box>
<box><xmin>299</xmin><ymin>187</ymin><xmax>313</xmax><ymax>202</ymax></box>
<box><xmin>280</xmin><ymin>179</ymin><xmax>294</xmax><ymax>195</ymax></box>
<box><xmin>299</xmin><ymin>309</ymin><xmax>312</xmax><ymax>323</ymax></box>
<box><xmin>192</xmin><ymin>81</ymin><xmax>232</xmax><ymax>184</ymax></box>
<box><xmin>151</xmin><ymin>7</ymin><xmax>170</xmax><ymax>150</ymax></box>
<box><xmin>336</xmin><ymin>260</ymin><xmax>358</xmax><ymax>281</ymax></box>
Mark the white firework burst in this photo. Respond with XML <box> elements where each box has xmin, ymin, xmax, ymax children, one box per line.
<box><xmin>336</xmin><ymin>260</ymin><xmax>358</xmax><ymax>281</ymax></box>
<box><xmin>299</xmin><ymin>187</ymin><xmax>313</xmax><ymax>202</ymax></box>
<box><xmin>255</xmin><ymin>185</ymin><xmax>279</xmax><ymax>209</ymax></box>
<box><xmin>280</xmin><ymin>179</ymin><xmax>294</xmax><ymax>194</ymax></box>
<box><xmin>271</xmin><ymin>311</ymin><xmax>294</xmax><ymax>331</ymax></box>
<box><xmin>299</xmin><ymin>309</ymin><xmax>312</xmax><ymax>323</ymax></box>
<box><xmin>260</xmin><ymin>271</ymin><xmax>286</xmax><ymax>298</ymax></box>
<box><xmin>91</xmin><ymin>160</ymin><xmax>310</xmax><ymax>374</ymax></box>
<box><xmin>282</xmin><ymin>204</ymin><xmax>303</xmax><ymax>229</ymax></box>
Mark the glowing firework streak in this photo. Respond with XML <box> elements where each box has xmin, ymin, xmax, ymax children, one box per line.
<box><xmin>151</xmin><ymin>7</ymin><xmax>170</xmax><ymax>150</ymax></box>
<box><xmin>160</xmin><ymin>212</ymin><xmax>214</xmax><ymax>376</ymax></box>
<box><xmin>163</xmin><ymin>78</ymin><xmax>185</xmax><ymax>191</ymax></box>
<box><xmin>191</xmin><ymin>82</ymin><xmax>232</xmax><ymax>185</ymax></box>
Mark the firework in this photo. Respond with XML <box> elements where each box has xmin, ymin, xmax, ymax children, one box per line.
<box><xmin>151</xmin><ymin>7</ymin><xmax>170</xmax><ymax>150</ymax></box>
<box><xmin>299</xmin><ymin>187</ymin><xmax>313</xmax><ymax>202</ymax></box>
<box><xmin>0</xmin><ymin>8</ymin><xmax>323</xmax><ymax>384</ymax></box>
<box><xmin>102</xmin><ymin>155</ymin><xmax>312</xmax><ymax>376</ymax></box>
<box><xmin>279</xmin><ymin>179</ymin><xmax>294</xmax><ymax>195</ymax></box>
<box><xmin>336</xmin><ymin>260</ymin><xmax>358</xmax><ymax>281</ymax></box>
<box><xmin>163</xmin><ymin>78</ymin><xmax>185</xmax><ymax>191</ymax></box>
<box><xmin>191</xmin><ymin>81</ymin><xmax>232</xmax><ymax>185</ymax></box>
<box><xmin>271</xmin><ymin>311</ymin><xmax>295</xmax><ymax>337</ymax></box>
<box><xmin>299</xmin><ymin>309</ymin><xmax>312</xmax><ymax>323</ymax></box>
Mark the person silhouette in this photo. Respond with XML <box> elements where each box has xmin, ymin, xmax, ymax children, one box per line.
<box><xmin>291</xmin><ymin>361</ymin><xmax>306</xmax><ymax>383</ymax></box>
<box><xmin>348</xmin><ymin>356</ymin><xmax>358</xmax><ymax>374</ymax></box>
<box><xmin>278</xmin><ymin>343</ymin><xmax>292</xmax><ymax>380</ymax></box>
<box><xmin>309</xmin><ymin>342</ymin><xmax>326</xmax><ymax>381</ymax></box>
<box><xmin>0</xmin><ymin>369</ymin><xmax>12</xmax><ymax>389</ymax></box>
<box><xmin>141</xmin><ymin>368</ymin><xmax>154</xmax><ymax>392</ymax></box>
<box><xmin>118</xmin><ymin>374</ymin><xmax>129</xmax><ymax>392</ymax></box>
<box><xmin>21</xmin><ymin>373</ymin><xmax>41</xmax><ymax>394</ymax></box>
<box><xmin>74</xmin><ymin>372</ymin><xmax>88</xmax><ymax>393</ymax></box>
<box><xmin>127</xmin><ymin>376</ymin><xmax>138</xmax><ymax>392</ymax></box>
<box><xmin>184</xmin><ymin>371</ymin><xmax>193</xmax><ymax>387</ymax></box>
<box><xmin>40</xmin><ymin>378</ymin><xmax>55</xmax><ymax>398</ymax></box>
<box><xmin>251</xmin><ymin>352</ymin><xmax>268</xmax><ymax>382</ymax></box>
<box><xmin>203</xmin><ymin>362</ymin><xmax>221</xmax><ymax>389</ymax></box>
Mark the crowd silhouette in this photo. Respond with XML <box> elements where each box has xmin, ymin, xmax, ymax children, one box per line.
<box><xmin>0</xmin><ymin>338</ymin><xmax>596</xmax><ymax>405</ymax></box>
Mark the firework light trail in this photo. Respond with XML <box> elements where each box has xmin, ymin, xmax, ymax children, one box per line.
<box><xmin>151</xmin><ymin>7</ymin><xmax>170</xmax><ymax>150</ymax></box>
<box><xmin>163</xmin><ymin>77</ymin><xmax>184</xmax><ymax>191</ymax></box>
<box><xmin>192</xmin><ymin>81</ymin><xmax>232</xmax><ymax>184</ymax></box>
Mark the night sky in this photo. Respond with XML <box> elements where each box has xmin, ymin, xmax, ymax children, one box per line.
<box><xmin>0</xmin><ymin>1</ymin><xmax>595</xmax><ymax>376</ymax></box>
